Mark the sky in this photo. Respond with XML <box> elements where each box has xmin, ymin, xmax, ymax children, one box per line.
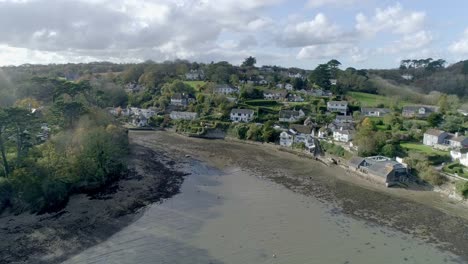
<box><xmin>0</xmin><ymin>0</ymin><xmax>468</xmax><ymax>69</ymax></box>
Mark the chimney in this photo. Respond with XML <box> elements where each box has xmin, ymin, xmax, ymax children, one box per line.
<box><xmin>456</xmin><ymin>132</ymin><xmax>460</xmax><ymax>137</ymax></box>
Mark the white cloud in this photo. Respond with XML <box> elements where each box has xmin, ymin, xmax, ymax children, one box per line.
<box><xmin>278</xmin><ymin>13</ymin><xmax>348</xmax><ymax>47</ymax></box>
<box><xmin>449</xmin><ymin>28</ymin><xmax>468</xmax><ymax>55</ymax></box>
<box><xmin>306</xmin><ymin>0</ymin><xmax>362</xmax><ymax>8</ymax></box>
<box><xmin>0</xmin><ymin>0</ymin><xmax>282</xmax><ymax>65</ymax></box>
<box><xmin>379</xmin><ymin>30</ymin><xmax>433</xmax><ymax>54</ymax></box>
<box><xmin>356</xmin><ymin>3</ymin><xmax>426</xmax><ymax>36</ymax></box>
<box><xmin>297</xmin><ymin>43</ymin><xmax>353</xmax><ymax>59</ymax></box>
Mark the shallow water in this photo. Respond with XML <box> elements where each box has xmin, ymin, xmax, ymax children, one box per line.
<box><xmin>63</xmin><ymin>160</ymin><xmax>463</xmax><ymax>264</ymax></box>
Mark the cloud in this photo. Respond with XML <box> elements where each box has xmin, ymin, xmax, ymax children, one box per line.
<box><xmin>306</xmin><ymin>0</ymin><xmax>362</xmax><ymax>8</ymax></box>
<box><xmin>0</xmin><ymin>0</ymin><xmax>281</xmax><ymax>65</ymax></box>
<box><xmin>356</xmin><ymin>3</ymin><xmax>426</xmax><ymax>36</ymax></box>
<box><xmin>379</xmin><ymin>30</ymin><xmax>433</xmax><ymax>54</ymax></box>
<box><xmin>297</xmin><ymin>43</ymin><xmax>353</xmax><ymax>59</ymax></box>
<box><xmin>277</xmin><ymin>13</ymin><xmax>353</xmax><ymax>47</ymax></box>
<box><xmin>449</xmin><ymin>28</ymin><xmax>468</xmax><ymax>55</ymax></box>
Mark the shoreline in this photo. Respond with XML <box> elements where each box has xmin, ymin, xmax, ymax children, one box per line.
<box><xmin>137</xmin><ymin>130</ymin><xmax>468</xmax><ymax>260</ymax></box>
<box><xmin>0</xmin><ymin>136</ymin><xmax>187</xmax><ymax>264</ymax></box>
<box><xmin>2</xmin><ymin>130</ymin><xmax>468</xmax><ymax>263</ymax></box>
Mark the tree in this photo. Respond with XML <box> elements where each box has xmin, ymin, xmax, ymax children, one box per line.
<box><xmin>438</xmin><ymin>94</ymin><xmax>448</xmax><ymax>114</ymax></box>
<box><xmin>242</xmin><ymin>56</ymin><xmax>256</xmax><ymax>67</ymax></box>
<box><xmin>0</xmin><ymin>109</ymin><xmax>10</xmax><ymax>177</ymax></box>
<box><xmin>427</xmin><ymin>112</ymin><xmax>443</xmax><ymax>127</ymax></box>
<box><xmin>309</xmin><ymin>64</ymin><xmax>331</xmax><ymax>90</ymax></box>
<box><xmin>327</xmin><ymin>59</ymin><xmax>341</xmax><ymax>78</ymax></box>
<box><xmin>441</xmin><ymin>115</ymin><xmax>464</xmax><ymax>133</ymax></box>
<box><xmin>4</xmin><ymin>107</ymin><xmax>37</xmax><ymax>165</ymax></box>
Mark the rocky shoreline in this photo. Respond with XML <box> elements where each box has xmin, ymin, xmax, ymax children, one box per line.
<box><xmin>2</xmin><ymin>130</ymin><xmax>468</xmax><ymax>263</ymax></box>
<box><xmin>0</xmin><ymin>136</ymin><xmax>187</xmax><ymax>264</ymax></box>
<box><xmin>136</xmin><ymin>130</ymin><xmax>468</xmax><ymax>262</ymax></box>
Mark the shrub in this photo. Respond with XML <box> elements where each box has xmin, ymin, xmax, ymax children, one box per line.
<box><xmin>455</xmin><ymin>181</ymin><xmax>468</xmax><ymax>198</ymax></box>
<box><xmin>0</xmin><ymin>178</ymin><xmax>12</xmax><ymax>212</ymax></box>
<box><xmin>420</xmin><ymin>168</ymin><xmax>446</xmax><ymax>186</ymax></box>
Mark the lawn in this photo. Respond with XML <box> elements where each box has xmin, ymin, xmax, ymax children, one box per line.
<box><xmin>183</xmin><ymin>81</ymin><xmax>206</xmax><ymax>91</ymax></box>
<box><xmin>400</xmin><ymin>142</ymin><xmax>447</xmax><ymax>155</ymax></box>
<box><xmin>348</xmin><ymin>92</ymin><xmax>410</xmax><ymax>107</ymax></box>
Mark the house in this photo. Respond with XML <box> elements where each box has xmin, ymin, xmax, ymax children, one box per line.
<box><xmin>285</xmin><ymin>83</ymin><xmax>294</xmax><ymax>90</ymax></box>
<box><xmin>423</xmin><ymin>129</ymin><xmax>448</xmax><ymax>146</ymax></box>
<box><xmin>230</xmin><ymin>109</ymin><xmax>255</xmax><ymax>122</ymax></box>
<box><xmin>361</xmin><ymin>107</ymin><xmax>391</xmax><ymax>117</ymax></box>
<box><xmin>171</xmin><ymin>93</ymin><xmax>191</xmax><ymax>106</ymax></box>
<box><xmin>401</xmin><ymin>74</ymin><xmax>413</xmax><ymax>80</ymax></box>
<box><xmin>450</xmin><ymin>149</ymin><xmax>468</xmax><ymax>167</ymax></box>
<box><xmin>330</xmin><ymin>79</ymin><xmax>337</xmax><ymax>85</ymax></box>
<box><xmin>279</xmin><ymin>109</ymin><xmax>305</xmax><ymax>123</ymax></box>
<box><xmin>335</xmin><ymin>115</ymin><xmax>353</xmax><ymax>123</ymax></box>
<box><xmin>263</xmin><ymin>90</ymin><xmax>288</xmax><ymax>100</ymax></box>
<box><xmin>288</xmin><ymin>72</ymin><xmax>303</xmax><ymax>78</ymax></box>
<box><xmin>215</xmin><ymin>84</ymin><xmax>238</xmax><ymax>95</ymax></box>
<box><xmin>333</xmin><ymin>128</ymin><xmax>354</xmax><ymax>142</ymax></box>
<box><xmin>327</xmin><ymin>101</ymin><xmax>348</xmax><ymax>114</ymax></box>
<box><xmin>289</xmin><ymin>124</ymin><xmax>314</xmax><ymax>144</ymax></box>
<box><xmin>170</xmin><ymin>111</ymin><xmax>198</xmax><ymax>120</ymax></box>
<box><xmin>276</xmin><ymin>83</ymin><xmax>284</xmax><ymax>89</ymax></box>
<box><xmin>258</xmin><ymin>79</ymin><xmax>268</xmax><ymax>85</ymax></box>
<box><xmin>447</xmin><ymin>134</ymin><xmax>468</xmax><ymax>149</ymax></box>
<box><xmin>280</xmin><ymin>131</ymin><xmax>294</xmax><ymax>147</ymax></box>
<box><xmin>124</xmin><ymin>82</ymin><xmax>143</xmax><ymax>93</ymax></box>
<box><xmin>318</xmin><ymin>126</ymin><xmax>331</xmax><ymax>138</ymax></box>
<box><xmin>402</xmin><ymin>105</ymin><xmax>438</xmax><ymax>118</ymax></box>
<box><xmin>132</xmin><ymin>114</ymin><xmax>148</xmax><ymax>127</ymax></box>
<box><xmin>36</xmin><ymin>123</ymin><xmax>51</xmax><ymax>141</ymax></box>
<box><xmin>423</xmin><ymin>129</ymin><xmax>468</xmax><ymax>149</ymax></box>
<box><xmin>287</xmin><ymin>94</ymin><xmax>304</xmax><ymax>102</ymax></box>
<box><xmin>348</xmin><ymin>156</ymin><xmax>409</xmax><ymax>187</ymax></box>
<box><xmin>185</xmin><ymin>69</ymin><xmax>205</xmax><ymax>80</ymax></box>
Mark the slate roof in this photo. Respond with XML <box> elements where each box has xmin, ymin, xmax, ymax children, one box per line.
<box><xmin>290</xmin><ymin>124</ymin><xmax>312</xmax><ymax>134</ymax></box>
<box><xmin>231</xmin><ymin>108</ymin><xmax>254</xmax><ymax>115</ymax></box>
<box><xmin>424</xmin><ymin>129</ymin><xmax>446</xmax><ymax>137</ymax></box>
<box><xmin>348</xmin><ymin>157</ymin><xmax>365</xmax><ymax>168</ymax></box>
<box><xmin>335</xmin><ymin>115</ymin><xmax>353</xmax><ymax>122</ymax></box>
<box><xmin>367</xmin><ymin>160</ymin><xmax>404</xmax><ymax>179</ymax></box>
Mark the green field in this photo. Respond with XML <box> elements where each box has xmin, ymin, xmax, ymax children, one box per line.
<box><xmin>348</xmin><ymin>92</ymin><xmax>410</xmax><ymax>107</ymax></box>
<box><xmin>183</xmin><ymin>81</ymin><xmax>206</xmax><ymax>90</ymax></box>
<box><xmin>400</xmin><ymin>142</ymin><xmax>447</xmax><ymax>155</ymax></box>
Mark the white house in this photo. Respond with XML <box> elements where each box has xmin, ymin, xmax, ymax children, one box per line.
<box><xmin>285</xmin><ymin>83</ymin><xmax>294</xmax><ymax>90</ymax></box>
<box><xmin>423</xmin><ymin>129</ymin><xmax>468</xmax><ymax>149</ymax></box>
<box><xmin>215</xmin><ymin>84</ymin><xmax>238</xmax><ymax>95</ymax></box>
<box><xmin>287</xmin><ymin>94</ymin><xmax>304</xmax><ymax>102</ymax></box>
<box><xmin>327</xmin><ymin>101</ymin><xmax>348</xmax><ymax>114</ymax></box>
<box><xmin>280</xmin><ymin>131</ymin><xmax>294</xmax><ymax>147</ymax></box>
<box><xmin>185</xmin><ymin>69</ymin><xmax>205</xmax><ymax>80</ymax></box>
<box><xmin>361</xmin><ymin>107</ymin><xmax>391</xmax><ymax>117</ymax></box>
<box><xmin>264</xmin><ymin>90</ymin><xmax>287</xmax><ymax>100</ymax></box>
<box><xmin>333</xmin><ymin>128</ymin><xmax>354</xmax><ymax>142</ymax></box>
<box><xmin>335</xmin><ymin>115</ymin><xmax>353</xmax><ymax>123</ymax></box>
<box><xmin>290</xmin><ymin>124</ymin><xmax>314</xmax><ymax>144</ymax></box>
<box><xmin>276</xmin><ymin>83</ymin><xmax>284</xmax><ymax>89</ymax></box>
<box><xmin>423</xmin><ymin>129</ymin><xmax>447</xmax><ymax>146</ymax></box>
<box><xmin>451</xmin><ymin>149</ymin><xmax>468</xmax><ymax>167</ymax></box>
<box><xmin>132</xmin><ymin>114</ymin><xmax>148</xmax><ymax>127</ymax></box>
<box><xmin>171</xmin><ymin>93</ymin><xmax>189</xmax><ymax>106</ymax></box>
<box><xmin>330</xmin><ymin>79</ymin><xmax>337</xmax><ymax>85</ymax></box>
<box><xmin>230</xmin><ymin>109</ymin><xmax>255</xmax><ymax>122</ymax></box>
<box><xmin>279</xmin><ymin>109</ymin><xmax>305</xmax><ymax>123</ymax></box>
<box><xmin>170</xmin><ymin>111</ymin><xmax>198</xmax><ymax>120</ymax></box>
